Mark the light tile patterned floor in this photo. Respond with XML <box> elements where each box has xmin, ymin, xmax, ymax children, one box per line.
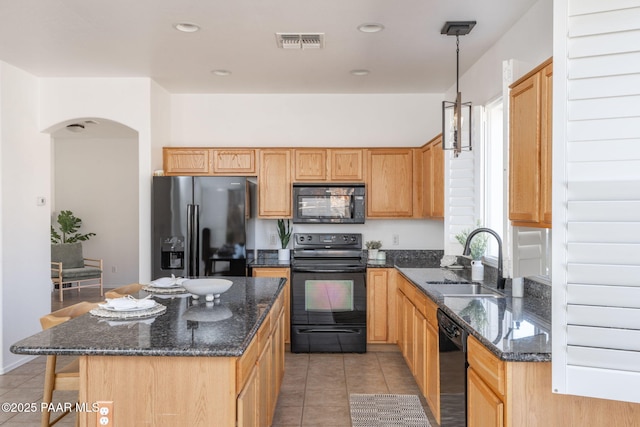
<box><xmin>0</xmin><ymin>288</ymin><xmax>439</xmax><ymax>426</ymax></box>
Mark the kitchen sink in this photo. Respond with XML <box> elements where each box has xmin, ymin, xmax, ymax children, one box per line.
<box><xmin>434</xmin><ymin>283</ymin><xmax>504</xmax><ymax>298</ymax></box>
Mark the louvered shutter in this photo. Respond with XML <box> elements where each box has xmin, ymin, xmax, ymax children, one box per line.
<box><xmin>552</xmin><ymin>0</ymin><xmax>640</xmax><ymax>403</ymax></box>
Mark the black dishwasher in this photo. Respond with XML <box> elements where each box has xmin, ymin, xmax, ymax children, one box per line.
<box><xmin>437</xmin><ymin>309</ymin><xmax>468</xmax><ymax>427</ymax></box>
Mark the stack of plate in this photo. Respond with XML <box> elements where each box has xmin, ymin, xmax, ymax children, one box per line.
<box><xmin>90</xmin><ymin>296</ymin><xmax>166</xmax><ymax>319</ymax></box>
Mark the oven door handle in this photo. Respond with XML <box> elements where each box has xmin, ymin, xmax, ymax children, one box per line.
<box><xmin>292</xmin><ymin>267</ymin><xmax>365</xmax><ymax>273</ymax></box>
<box><xmin>297</xmin><ymin>328</ymin><xmax>361</xmax><ymax>334</ymax></box>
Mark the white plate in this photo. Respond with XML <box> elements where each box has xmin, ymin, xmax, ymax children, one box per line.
<box><xmin>99</xmin><ymin>300</ymin><xmax>156</xmax><ymax>312</ymax></box>
<box><xmin>150</xmin><ymin>277</ymin><xmax>185</xmax><ymax>288</ymax></box>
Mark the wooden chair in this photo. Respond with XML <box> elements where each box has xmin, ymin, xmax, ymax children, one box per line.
<box><xmin>40</xmin><ymin>301</ymin><xmax>99</xmax><ymax>427</ymax></box>
<box><xmin>51</xmin><ymin>243</ymin><xmax>103</xmax><ymax>302</ymax></box>
<box><xmin>104</xmin><ymin>283</ymin><xmax>142</xmax><ymax>299</ymax></box>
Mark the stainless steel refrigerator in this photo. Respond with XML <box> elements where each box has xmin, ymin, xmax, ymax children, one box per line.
<box><xmin>152</xmin><ymin>176</ymin><xmax>248</xmax><ymax>279</ymax></box>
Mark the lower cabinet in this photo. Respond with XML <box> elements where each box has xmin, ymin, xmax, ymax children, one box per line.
<box><xmin>468</xmin><ymin>367</ymin><xmax>504</xmax><ymax>427</ymax></box>
<box><xmin>367</xmin><ymin>268</ymin><xmax>398</xmax><ymax>344</ymax></box>
<box><xmin>252</xmin><ymin>267</ymin><xmax>291</xmax><ymax>343</ymax></box>
<box><xmin>237</xmin><ymin>291</ymin><xmax>285</xmax><ymax>427</ymax></box>
<box><xmin>396</xmin><ymin>275</ymin><xmax>440</xmax><ymax>423</ymax></box>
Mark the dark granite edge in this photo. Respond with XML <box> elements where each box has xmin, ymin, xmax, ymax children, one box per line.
<box><xmin>395</xmin><ymin>268</ymin><xmax>551</xmax><ymax>363</ymax></box>
<box><xmin>10</xmin><ymin>278</ymin><xmax>287</xmax><ymax>358</ymax></box>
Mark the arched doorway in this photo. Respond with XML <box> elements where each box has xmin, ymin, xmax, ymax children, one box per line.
<box><xmin>50</xmin><ymin>118</ymin><xmax>140</xmax><ymax>288</ymax></box>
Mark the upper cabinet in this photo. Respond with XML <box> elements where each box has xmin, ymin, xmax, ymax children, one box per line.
<box><xmin>367</xmin><ymin>149</ymin><xmax>414</xmax><ymax>218</ymax></box>
<box><xmin>417</xmin><ymin>135</ymin><xmax>444</xmax><ymax>219</ymax></box>
<box><xmin>509</xmin><ymin>58</ymin><xmax>553</xmax><ymax>228</ymax></box>
<box><xmin>163</xmin><ymin>148</ymin><xmax>256</xmax><ymax>176</ymax></box>
<box><xmin>163</xmin><ymin>148</ymin><xmax>212</xmax><ymax>175</ymax></box>
<box><xmin>258</xmin><ymin>149</ymin><xmax>292</xmax><ymax>218</ymax></box>
<box><xmin>293</xmin><ymin>148</ymin><xmax>365</xmax><ymax>182</ymax></box>
<box><xmin>212</xmin><ymin>149</ymin><xmax>256</xmax><ymax>175</ymax></box>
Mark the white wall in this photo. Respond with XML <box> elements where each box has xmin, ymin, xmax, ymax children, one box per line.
<box><xmin>170</xmin><ymin>93</ymin><xmax>444</xmax><ymax>147</ymax></box>
<box><xmin>0</xmin><ymin>62</ymin><xmax>51</xmax><ymax>372</ymax></box>
<box><xmin>39</xmin><ymin>78</ymin><xmax>154</xmax><ymax>282</ymax></box>
<box><xmin>53</xmin><ymin>137</ymin><xmax>139</xmax><ymax>286</ymax></box>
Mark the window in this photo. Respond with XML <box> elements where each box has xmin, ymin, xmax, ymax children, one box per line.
<box><xmin>482</xmin><ymin>97</ymin><xmax>504</xmax><ymax>261</ymax></box>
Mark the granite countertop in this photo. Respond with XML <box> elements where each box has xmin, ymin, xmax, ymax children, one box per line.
<box><xmin>397</xmin><ymin>267</ymin><xmax>551</xmax><ymax>362</ymax></box>
<box><xmin>11</xmin><ymin>276</ymin><xmax>286</xmax><ymax>358</ymax></box>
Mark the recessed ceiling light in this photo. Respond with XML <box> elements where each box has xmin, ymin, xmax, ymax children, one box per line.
<box><xmin>357</xmin><ymin>23</ymin><xmax>384</xmax><ymax>33</ymax></box>
<box><xmin>211</xmin><ymin>69</ymin><xmax>232</xmax><ymax>76</ymax></box>
<box><xmin>350</xmin><ymin>69</ymin><xmax>370</xmax><ymax>76</ymax></box>
<box><xmin>174</xmin><ymin>22</ymin><xmax>200</xmax><ymax>33</ymax></box>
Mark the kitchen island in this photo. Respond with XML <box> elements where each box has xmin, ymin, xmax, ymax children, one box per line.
<box><xmin>11</xmin><ymin>276</ymin><xmax>287</xmax><ymax>427</ymax></box>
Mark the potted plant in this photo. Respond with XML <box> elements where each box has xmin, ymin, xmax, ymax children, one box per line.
<box><xmin>455</xmin><ymin>223</ymin><xmax>488</xmax><ymax>280</ymax></box>
<box><xmin>51</xmin><ymin>210</ymin><xmax>96</xmax><ymax>244</ymax></box>
<box><xmin>365</xmin><ymin>240</ymin><xmax>382</xmax><ymax>260</ymax></box>
<box><xmin>276</xmin><ymin>219</ymin><xmax>292</xmax><ymax>261</ymax></box>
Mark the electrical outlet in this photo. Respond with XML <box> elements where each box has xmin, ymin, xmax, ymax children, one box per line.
<box><xmin>269</xmin><ymin>233</ymin><xmax>277</xmax><ymax>246</ymax></box>
<box><xmin>392</xmin><ymin>234</ymin><xmax>400</xmax><ymax>246</ymax></box>
<box><xmin>96</xmin><ymin>401</ymin><xmax>113</xmax><ymax>426</ymax></box>
<box><xmin>111</xmin><ymin>266</ymin><xmax>117</xmax><ymax>273</ymax></box>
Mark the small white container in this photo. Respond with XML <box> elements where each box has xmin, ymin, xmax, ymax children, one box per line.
<box><xmin>471</xmin><ymin>260</ymin><xmax>484</xmax><ymax>281</ymax></box>
<box><xmin>376</xmin><ymin>251</ymin><xmax>386</xmax><ymax>262</ymax></box>
<box><xmin>512</xmin><ymin>277</ymin><xmax>524</xmax><ymax>297</ymax></box>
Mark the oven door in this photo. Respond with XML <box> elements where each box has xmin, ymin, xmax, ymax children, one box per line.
<box><xmin>291</xmin><ymin>271</ymin><xmax>366</xmax><ymax>326</ymax></box>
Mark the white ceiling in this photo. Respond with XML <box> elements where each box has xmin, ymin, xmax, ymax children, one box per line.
<box><xmin>0</xmin><ymin>0</ymin><xmax>537</xmax><ymax>94</ymax></box>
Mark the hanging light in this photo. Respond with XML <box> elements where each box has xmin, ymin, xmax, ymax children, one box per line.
<box><xmin>441</xmin><ymin>21</ymin><xmax>476</xmax><ymax>157</ymax></box>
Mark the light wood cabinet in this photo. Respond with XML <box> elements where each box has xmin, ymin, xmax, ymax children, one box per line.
<box><xmin>252</xmin><ymin>267</ymin><xmax>291</xmax><ymax>343</ymax></box>
<box><xmin>509</xmin><ymin>58</ymin><xmax>552</xmax><ymax>228</ymax></box>
<box><xmin>237</xmin><ymin>291</ymin><xmax>285</xmax><ymax>427</ymax></box>
<box><xmin>418</xmin><ymin>135</ymin><xmax>444</xmax><ymax>219</ymax></box>
<box><xmin>367</xmin><ymin>149</ymin><xmax>414</xmax><ymax>217</ymax></box>
<box><xmin>468</xmin><ymin>367</ymin><xmax>504</xmax><ymax>427</ymax></box>
<box><xmin>163</xmin><ymin>147</ymin><xmax>212</xmax><ymax>175</ymax></box>
<box><xmin>212</xmin><ymin>149</ymin><xmax>256</xmax><ymax>175</ymax></box>
<box><xmin>366</xmin><ymin>268</ymin><xmax>397</xmax><ymax>344</ymax></box>
<box><xmin>396</xmin><ymin>275</ymin><xmax>440</xmax><ymax>422</ymax></box>
<box><xmin>293</xmin><ymin>148</ymin><xmax>365</xmax><ymax>182</ymax></box>
<box><xmin>258</xmin><ymin>149</ymin><xmax>292</xmax><ymax>218</ymax></box>
<box><xmin>294</xmin><ymin>149</ymin><xmax>327</xmax><ymax>181</ymax></box>
<box><xmin>330</xmin><ymin>149</ymin><xmax>365</xmax><ymax>181</ymax></box>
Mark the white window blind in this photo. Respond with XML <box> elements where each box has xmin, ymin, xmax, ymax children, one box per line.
<box><xmin>552</xmin><ymin>0</ymin><xmax>640</xmax><ymax>403</ymax></box>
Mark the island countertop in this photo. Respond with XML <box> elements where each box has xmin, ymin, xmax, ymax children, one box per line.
<box><xmin>11</xmin><ymin>276</ymin><xmax>286</xmax><ymax>358</ymax></box>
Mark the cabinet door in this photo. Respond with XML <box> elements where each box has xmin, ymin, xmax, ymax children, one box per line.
<box><xmin>237</xmin><ymin>366</ymin><xmax>258</xmax><ymax>427</ymax></box>
<box><xmin>367</xmin><ymin>149</ymin><xmax>414</xmax><ymax>217</ymax></box>
<box><xmin>367</xmin><ymin>269</ymin><xmax>389</xmax><ymax>343</ymax></box>
<box><xmin>509</xmin><ymin>72</ymin><xmax>542</xmax><ymax>225</ymax></box>
<box><xmin>431</xmin><ymin>136</ymin><xmax>444</xmax><ymax>218</ymax></box>
<box><xmin>258</xmin><ymin>149</ymin><xmax>292</xmax><ymax>217</ymax></box>
<box><xmin>330</xmin><ymin>149</ymin><xmax>365</xmax><ymax>181</ymax></box>
<box><xmin>257</xmin><ymin>336</ymin><xmax>272</xmax><ymax>427</ymax></box>
<box><xmin>540</xmin><ymin>63</ymin><xmax>553</xmax><ymax>226</ymax></box>
<box><xmin>294</xmin><ymin>149</ymin><xmax>327</xmax><ymax>181</ymax></box>
<box><xmin>396</xmin><ymin>289</ymin><xmax>405</xmax><ymax>352</ymax></box>
<box><xmin>252</xmin><ymin>268</ymin><xmax>290</xmax><ymax>344</ymax></box>
<box><xmin>212</xmin><ymin>149</ymin><xmax>256</xmax><ymax>175</ymax></box>
<box><xmin>468</xmin><ymin>367</ymin><xmax>504</xmax><ymax>427</ymax></box>
<box><xmin>425</xmin><ymin>321</ymin><xmax>440</xmax><ymax>423</ymax></box>
<box><xmin>414</xmin><ymin>308</ymin><xmax>427</xmax><ymax>396</ymax></box>
<box><xmin>419</xmin><ymin>135</ymin><xmax>444</xmax><ymax>219</ymax></box>
<box><xmin>402</xmin><ymin>296</ymin><xmax>415</xmax><ymax>371</ymax></box>
<box><xmin>163</xmin><ymin>148</ymin><xmax>212</xmax><ymax>175</ymax></box>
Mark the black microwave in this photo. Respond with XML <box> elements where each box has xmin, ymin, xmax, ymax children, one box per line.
<box><xmin>292</xmin><ymin>183</ymin><xmax>366</xmax><ymax>224</ymax></box>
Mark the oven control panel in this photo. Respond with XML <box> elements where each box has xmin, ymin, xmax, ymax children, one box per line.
<box><xmin>293</xmin><ymin>233</ymin><xmax>362</xmax><ymax>249</ymax></box>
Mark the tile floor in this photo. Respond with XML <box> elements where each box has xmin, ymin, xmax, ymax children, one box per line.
<box><xmin>0</xmin><ymin>288</ymin><xmax>438</xmax><ymax>426</ymax></box>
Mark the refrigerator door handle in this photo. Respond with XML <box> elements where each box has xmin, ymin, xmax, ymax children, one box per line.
<box><xmin>187</xmin><ymin>204</ymin><xmax>199</xmax><ymax>277</ymax></box>
<box><xmin>193</xmin><ymin>204</ymin><xmax>200</xmax><ymax>277</ymax></box>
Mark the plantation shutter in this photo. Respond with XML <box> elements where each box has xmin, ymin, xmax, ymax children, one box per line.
<box><xmin>552</xmin><ymin>0</ymin><xmax>640</xmax><ymax>403</ymax></box>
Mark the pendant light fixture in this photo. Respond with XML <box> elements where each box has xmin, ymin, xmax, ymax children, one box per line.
<box><xmin>441</xmin><ymin>21</ymin><xmax>476</xmax><ymax>157</ymax></box>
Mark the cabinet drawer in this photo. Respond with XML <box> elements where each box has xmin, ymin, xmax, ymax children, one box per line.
<box><xmin>467</xmin><ymin>336</ymin><xmax>506</xmax><ymax>398</ymax></box>
<box><xmin>424</xmin><ymin>297</ymin><xmax>438</xmax><ymax>326</ymax></box>
<box><xmin>236</xmin><ymin>336</ymin><xmax>259</xmax><ymax>392</ymax></box>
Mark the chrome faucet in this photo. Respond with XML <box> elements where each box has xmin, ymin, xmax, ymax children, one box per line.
<box><xmin>462</xmin><ymin>227</ymin><xmax>506</xmax><ymax>290</ymax></box>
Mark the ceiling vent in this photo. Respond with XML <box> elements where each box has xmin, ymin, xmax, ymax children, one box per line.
<box><xmin>275</xmin><ymin>33</ymin><xmax>324</xmax><ymax>49</ymax></box>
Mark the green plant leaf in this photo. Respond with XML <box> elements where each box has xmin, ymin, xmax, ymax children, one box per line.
<box><xmin>51</xmin><ymin>210</ymin><xmax>96</xmax><ymax>244</ymax></box>
<box><xmin>276</xmin><ymin>219</ymin><xmax>292</xmax><ymax>249</ymax></box>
